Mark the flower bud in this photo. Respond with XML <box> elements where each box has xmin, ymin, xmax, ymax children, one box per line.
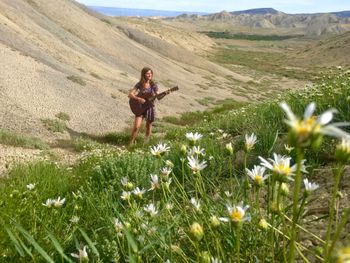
<box><xmin>180</xmin><ymin>145</ymin><xmax>187</xmax><ymax>155</ymax></box>
<box><xmin>335</xmin><ymin>138</ymin><xmax>350</xmax><ymax>164</ymax></box>
<box><xmin>200</xmin><ymin>251</ymin><xmax>211</xmax><ymax>263</ymax></box>
<box><xmin>225</xmin><ymin>142</ymin><xmax>234</xmax><ymax>156</ymax></box>
<box><xmin>259</xmin><ymin>218</ymin><xmax>269</xmax><ymax>230</ymax></box>
<box><xmin>190</xmin><ymin>222</ymin><xmax>204</xmax><ymax>241</ymax></box>
<box><xmin>210</xmin><ymin>216</ymin><xmax>220</xmax><ymax>228</ymax></box>
<box><xmin>280</xmin><ymin>183</ymin><xmax>289</xmax><ymax>196</ymax></box>
<box><xmin>126</xmin><ymin>182</ymin><xmax>134</xmax><ymax>190</ymax></box>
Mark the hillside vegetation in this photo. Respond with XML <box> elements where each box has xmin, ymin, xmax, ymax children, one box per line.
<box><xmin>1</xmin><ymin>71</ymin><xmax>350</xmax><ymax>262</ymax></box>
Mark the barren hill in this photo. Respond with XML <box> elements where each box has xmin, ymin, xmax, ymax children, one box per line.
<box><xmin>291</xmin><ymin>31</ymin><xmax>350</xmax><ymax>67</ymax></box>
<box><xmin>0</xmin><ymin>0</ymin><xmax>251</xmax><ymax>141</ymax></box>
<box><xmin>170</xmin><ymin>10</ymin><xmax>350</xmax><ymax>36</ymax></box>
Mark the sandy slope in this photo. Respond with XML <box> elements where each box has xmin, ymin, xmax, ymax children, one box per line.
<box><xmin>0</xmin><ymin>0</ymin><xmax>252</xmax><ymax>142</ymax></box>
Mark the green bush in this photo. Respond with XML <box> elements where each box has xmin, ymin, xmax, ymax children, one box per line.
<box><xmin>67</xmin><ymin>75</ymin><xmax>86</xmax><ymax>86</ymax></box>
<box><xmin>41</xmin><ymin>118</ymin><xmax>67</xmax><ymax>133</ymax></box>
<box><xmin>55</xmin><ymin>112</ymin><xmax>71</xmax><ymax>122</ymax></box>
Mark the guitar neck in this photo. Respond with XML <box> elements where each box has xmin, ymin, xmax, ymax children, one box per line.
<box><xmin>149</xmin><ymin>86</ymin><xmax>178</xmax><ymax>101</ymax></box>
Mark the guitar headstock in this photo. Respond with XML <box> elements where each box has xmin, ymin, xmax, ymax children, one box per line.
<box><xmin>169</xmin><ymin>86</ymin><xmax>179</xmax><ymax>92</ymax></box>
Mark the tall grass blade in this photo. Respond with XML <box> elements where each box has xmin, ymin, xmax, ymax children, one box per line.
<box><xmin>78</xmin><ymin>228</ymin><xmax>100</xmax><ymax>257</ymax></box>
<box><xmin>268</xmin><ymin>130</ymin><xmax>279</xmax><ymax>155</ymax></box>
<box><xmin>47</xmin><ymin>230</ymin><xmax>74</xmax><ymax>263</ymax></box>
<box><xmin>5</xmin><ymin>227</ymin><xmax>25</xmax><ymax>257</ymax></box>
<box><xmin>12</xmin><ymin>222</ymin><xmax>55</xmax><ymax>263</ymax></box>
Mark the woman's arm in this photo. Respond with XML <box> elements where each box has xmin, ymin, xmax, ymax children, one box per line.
<box><xmin>128</xmin><ymin>87</ymin><xmax>145</xmax><ymax>104</ymax></box>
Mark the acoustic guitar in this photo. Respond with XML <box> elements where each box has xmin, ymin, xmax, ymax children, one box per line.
<box><xmin>129</xmin><ymin>86</ymin><xmax>179</xmax><ymax>116</ymax></box>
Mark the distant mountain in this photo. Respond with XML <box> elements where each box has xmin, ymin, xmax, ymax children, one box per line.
<box><xmin>88</xmin><ymin>6</ymin><xmax>207</xmax><ymax>17</ymax></box>
<box><xmin>230</xmin><ymin>8</ymin><xmax>279</xmax><ymax>15</ymax></box>
<box><xmin>171</xmin><ymin>8</ymin><xmax>350</xmax><ymax>36</ymax></box>
<box><xmin>331</xmin><ymin>11</ymin><xmax>350</xmax><ymax>18</ymax></box>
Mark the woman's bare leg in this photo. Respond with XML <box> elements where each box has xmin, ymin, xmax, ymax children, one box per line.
<box><xmin>129</xmin><ymin>117</ymin><xmax>142</xmax><ymax>145</ymax></box>
<box><xmin>145</xmin><ymin>120</ymin><xmax>153</xmax><ymax>143</ymax></box>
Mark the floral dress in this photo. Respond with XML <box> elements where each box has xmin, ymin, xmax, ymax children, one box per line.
<box><xmin>135</xmin><ymin>82</ymin><xmax>159</xmax><ymax>122</ymax></box>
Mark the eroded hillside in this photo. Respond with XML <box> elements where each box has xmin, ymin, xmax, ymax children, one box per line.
<box><xmin>0</xmin><ymin>0</ymin><xmax>254</xmax><ymax>141</ymax></box>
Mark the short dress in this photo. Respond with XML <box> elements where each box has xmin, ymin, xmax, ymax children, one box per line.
<box><xmin>134</xmin><ymin>82</ymin><xmax>159</xmax><ymax>122</ymax></box>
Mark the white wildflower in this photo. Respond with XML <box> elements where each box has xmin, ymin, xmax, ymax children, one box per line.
<box><xmin>26</xmin><ymin>183</ymin><xmax>36</xmax><ymax>190</ymax></box>
<box><xmin>280</xmin><ymin>102</ymin><xmax>350</xmax><ymax>147</ymax></box>
<box><xmin>144</xmin><ymin>203</ymin><xmax>158</xmax><ymax>217</ymax></box>
<box><xmin>185</xmin><ymin>132</ymin><xmax>203</xmax><ymax>144</ymax></box>
<box><xmin>188</xmin><ymin>146</ymin><xmax>205</xmax><ymax>157</ymax></box>
<box><xmin>53</xmin><ymin>197</ymin><xmax>66</xmax><ymax>208</ymax></box>
<box><xmin>150</xmin><ymin>143</ymin><xmax>170</xmax><ymax>157</ymax></box>
<box><xmin>190</xmin><ymin>197</ymin><xmax>201</xmax><ymax>211</ymax></box>
<box><xmin>70</xmin><ymin>216</ymin><xmax>80</xmax><ymax>223</ymax></box>
<box><xmin>71</xmin><ymin>246</ymin><xmax>88</xmax><ymax>261</ymax></box>
<box><xmin>133</xmin><ymin>187</ymin><xmax>146</xmax><ymax>199</ymax></box>
<box><xmin>187</xmin><ymin>156</ymin><xmax>207</xmax><ymax>174</ymax></box>
<box><xmin>245</xmin><ymin>133</ymin><xmax>257</xmax><ymax>152</ymax></box>
<box><xmin>150</xmin><ymin>174</ymin><xmax>160</xmax><ymax>190</ymax></box>
<box><xmin>246</xmin><ymin>165</ymin><xmax>268</xmax><ymax>186</ymax></box>
<box><xmin>303</xmin><ymin>178</ymin><xmax>319</xmax><ymax>193</ymax></box>
<box><xmin>220</xmin><ymin>203</ymin><xmax>250</xmax><ymax>224</ymax></box>
<box><xmin>121</xmin><ymin>191</ymin><xmax>131</xmax><ymax>201</ymax></box>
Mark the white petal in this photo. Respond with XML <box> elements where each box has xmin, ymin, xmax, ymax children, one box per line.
<box><xmin>321</xmin><ymin>125</ymin><xmax>350</xmax><ymax>139</ymax></box>
<box><xmin>280</xmin><ymin>102</ymin><xmax>297</xmax><ymax>123</ymax></box>
<box><xmin>304</xmin><ymin>102</ymin><xmax>316</xmax><ymax>120</ymax></box>
<box><xmin>318</xmin><ymin>110</ymin><xmax>335</xmax><ymax>125</ymax></box>
<box><xmin>258</xmin><ymin>156</ymin><xmax>273</xmax><ymax>170</ymax></box>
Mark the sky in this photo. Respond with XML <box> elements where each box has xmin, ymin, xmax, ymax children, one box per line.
<box><xmin>75</xmin><ymin>0</ymin><xmax>350</xmax><ymax>14</ymax></box>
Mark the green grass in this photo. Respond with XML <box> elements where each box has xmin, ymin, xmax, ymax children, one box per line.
<box><xmin>201</xmin><ymin>31</ymin><xmax>303</xmax><ymax>41</ymax></box>
<box><xmin>211</xmin><ymin>47</ymin><xmax>318</xmax><ymax>80</ymax></box>
<box><xmin>41</xmin><ymin>118</ymin><xmax>67</xmax><ymax>133</ymax></box>
<box><xmin>67</xmin><ymin>75</ymin><xmax>86</xmax><ymax>86</ymax></box>
<box><xmin>90</xmin><ymin>72</ymin><xmax>102</xmax><ymax>79</ymax></box>
<box><xmin>1</xmin><ymin>72</ymin><xmax>350</xmax><ymax>261</ymax></box>
<box><xmin>0</xmin><ymin>129</ymin><xmax>49</xmax><ymax>150</ymax></box>
<box><xmin>55</xmin><ymin>112</ymin><xmax>71</xmax><ymax>122</ymax></box>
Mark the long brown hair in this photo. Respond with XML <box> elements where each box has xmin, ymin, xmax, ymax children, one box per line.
<box><xmin>139</xmin><ymin>67</ymin><xmax>154</xmax><ymax>87</ymax></box>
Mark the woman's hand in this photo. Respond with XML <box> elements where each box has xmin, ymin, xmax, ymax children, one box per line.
<box><xmin>138</xmin><ymin>97</ymin><xmax>146</xmax><ymax>104</ymax></box>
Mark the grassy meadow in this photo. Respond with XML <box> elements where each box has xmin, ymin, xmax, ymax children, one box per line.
<box><xmin>0</xmin><ymin>70</ymin><xmax>350</xmax><ymax>262</ymax></box>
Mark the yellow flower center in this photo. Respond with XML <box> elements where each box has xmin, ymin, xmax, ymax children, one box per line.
<box><xmin>254</xmin><ymin>175</ymin><xmax>262</xmax><ymax>183</ymax></box>
<box><xmin>274</xmin><ymin>164</ymin><xmax>291</xmax><ymax>175</ymax></box>
<box><xmin>295</xmin><ymin>117</ymin><xmax>320</xmax><ymax>136</ymax></box>
<box><xmin>230</xmin><ymin>210</ymin><xmax>243</xmax><ymax>221</ymax></box>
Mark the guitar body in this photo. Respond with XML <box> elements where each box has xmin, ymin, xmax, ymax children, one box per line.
<box><xmin>129</xmin><ymin>97</ymin><xmax>154</xmax><ymax>116</ymax></box>
<box><xmin>129</xmin><ymin>86</ymin><xmax>179</xmax><ymax>116</ymax></box>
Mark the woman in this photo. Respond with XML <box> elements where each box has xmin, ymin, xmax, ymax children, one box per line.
<box><xmin>128</xmin><ymin>67</ymin><xmax>159</xmax><ymax>145</ymax></box>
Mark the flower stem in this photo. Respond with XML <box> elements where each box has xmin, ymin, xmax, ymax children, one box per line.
<box><xmin>288</xmin><ymin>147</ymin><xmax>304</xmax><ymax>263</ymax></box>
<box><xmin>236</xmin><ymin>225</ymin><xmax>241</xmax><ymax>263</ymax></box>
<box><xmin>324</xmin><ymin>164</ymin><xmax>343</xmax><ymax>258</ymax></box>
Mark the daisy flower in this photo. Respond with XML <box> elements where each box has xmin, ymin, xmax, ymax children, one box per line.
<box><xmin>280</xmin><ymin>102</ymin><xmax>350</xmax><ymax>147</ymax></box>
<box><xmin>144</xmin><ymin>203</ymin><xmax>158</xmax><ymax>217</ymax></box>
<box><xmin>150</xmin><ymin>143</ymin><xmax>170</xmax><ymax>157</ymax></box>
<box><xmin>133</xmin><ymin>187</ymin><xmax>146</xmax><ymax>199</ymax></box>
<box><xmin>246</xmin><ymin>165</ymin><xmax>269</xmax><ymax>186</ymax></box>
<box><xmin>187</xmin><ymin>156</ymin><xmax>207</xmax><ymax>174</ymax></box>
<box><xmin>185</xmin><ymin>132</ymin><xmax>203</xmax><ymax>144</ymax></box>
<box><xmin>259</xmin><ymin>153</ymin><xmax>297</xmax><ymax>182</ymax></box>
<box><xmin>71</xmin><ymin>246</ymin><xmax>88</xmax><ymax>261</ymax></box>
<box><xmin>188</xmin><ymin>146</ymin><xmax>205</xmax><ymax>157</ymax></box>
<box><xmin>303</xmin><ymin>178</ymin><xmax>319</xmax><ymax>193</ymax></box>
<box><xmin>220</xmin><ymin>203</ymin><xmax>250</xmax><ymax>225</ymax></box>
<box><xmin>150</xmin><ymin>174</ymin><xmax>160</xmax><ymax>190</ymax></box>
<box><xmin>190</xmin><ymin>197</ymin><xmax>201</xmax><ymax>211</ymax></box>
<box><xmin>245</xmin><ymin>133</ymin><xmax>257</xmax><ymax>152</ymax></box>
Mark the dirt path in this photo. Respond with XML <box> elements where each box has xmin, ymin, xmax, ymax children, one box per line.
<box><xmin>0</xmin><ymin>144</ymin><xmax>79</xmax><ymax>177</ymax></box>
